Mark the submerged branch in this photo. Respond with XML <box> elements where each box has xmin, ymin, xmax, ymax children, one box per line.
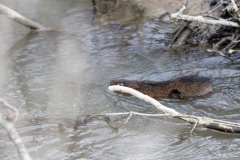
<box><xmin>94</xmin><ymin>112</ymin><xmax>166</xmax><ymax>117</ymax></box>
<box><xmin>169</xmin><ymin>22</ymin><xmax>190</xmax><ymax>47</ymax></box>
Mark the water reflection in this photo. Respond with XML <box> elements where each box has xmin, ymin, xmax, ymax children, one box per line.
<box><xmin>0</xmin><ymin>0</ymin><xmax>240</xmax><ymax>159</ymax></box>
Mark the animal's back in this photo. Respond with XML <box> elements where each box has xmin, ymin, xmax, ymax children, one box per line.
<box><xmin>110</xmin><ymin>76</ymin><xmax>213</xmax><ymax>99</ymax></box>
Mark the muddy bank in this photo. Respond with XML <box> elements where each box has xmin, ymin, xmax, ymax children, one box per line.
<box><xmin>92</xmin><ymin>0</ymin><xmax>212</xmax><ymax>33</ymax></box>
<box><xmin>131</xmin><ymin>0</ymin><xmax>211</xmax><ymax>18</ymax></box>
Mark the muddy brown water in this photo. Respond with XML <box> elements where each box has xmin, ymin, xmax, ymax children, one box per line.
<box><xmin>0</xmin><ymin>0</ymin><xmax>240</xmax><ymax>159</ymax></box>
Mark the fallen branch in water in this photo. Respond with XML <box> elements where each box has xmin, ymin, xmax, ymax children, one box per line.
<box><xmin>170</xmin><ymin>4</ymin><xmax>240</xmax><ymax>27</ymax></box>
<box><xmin>207</xmin><ymin>49</ymin><xmax>236</xmax><ymax>62</ymax></box>
<box><xmin>0</xmin><ymin>99</ymin><xmax>32</xmax><ymax>160</ymax></box>
<box><xmin>94</xmin><ymin>112</ymin><xmax>166</xmax><ymax>124</ymax></box>
<box><xmin>170</xmin><ymin>8</ymin><xmax>240</xmax><ymax>27</ymax></box>
<box><xmin>168</xmin><ymin>1</ymin><xmax>240</xmax><ymax>53</ymax></box>
<box><xmin>169</xmin><ymin>22</ymin><xmax>190</xmax><ymax>47</ymax></box>
<box><xmin>115</xmin><ymin>14</ymin><xmax>140</xmax><ymax>32</ymax></box>
<box><xmin>0</xmin><ymin>3</ymin><xmax>50</xmax><ymax>31</ymax></box>
<box><xmin>107</xmin><ymin>85</ymin><xmax>240</xmax><ymax>134</ymax></box>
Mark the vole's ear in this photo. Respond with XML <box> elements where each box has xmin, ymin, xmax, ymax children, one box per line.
<box><xmin>110</xmin><ymin>80</ymin><xmax>118</xmax><ymax>86</ymax></box>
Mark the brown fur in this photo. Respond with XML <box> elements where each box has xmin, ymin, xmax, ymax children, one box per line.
<box><xmin>110</xmin><ymin>76</ymin><xmax>213</xmax><ymax>99</ymax></box>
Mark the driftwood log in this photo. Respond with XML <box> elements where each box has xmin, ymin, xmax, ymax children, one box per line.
<box><xmin>107</xmin><ymin>85</ymin><xmax>240</xmax><ymax>134</ymax></box>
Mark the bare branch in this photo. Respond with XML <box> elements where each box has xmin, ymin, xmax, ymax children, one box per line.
<box><xmin>109</xmin><ymin>85</ymin><xmax>240</xmax><ymax>133</ymax></box>
<box><xmin>0</xmin><ymin>99</ymin><xmax>32</xmax><ymax>160</ymax></box>
<box><xmin>170</xmin><ymin>13</ymin><xmax>240</xmax><ymax>27</ymax></box>
<box><xmin>0</xmin><ymin>3</ymin><xmax>50</xmax><ymax>31</ymax></box>
<box><xmin>125</xmin><ymin>112</ymin><xmax>133</xmax><ymax>124</ymax></box>
<box><xmin>170</xmin><ymin>3</ymin><xmax>240</xmax><ymax>27</ymax></box>
<box><xmin>175</xmin><ymin>3</ymin><xmax>187</xmax><ymax>15</ymax></box>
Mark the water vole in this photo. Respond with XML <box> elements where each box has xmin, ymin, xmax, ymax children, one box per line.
<box><xmin>110</xmin><ymin>76</ymin><xmax>213</xmax><ymax>99</ymax></box>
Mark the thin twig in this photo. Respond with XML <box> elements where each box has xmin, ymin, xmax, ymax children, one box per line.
<box><xmin>207</xmin><ymin>2</ymin><xmax>223</xmax><ymax>13</ymax></box>
<box><xmin>125</xmin><ymin>112</ymin><xmax>133</xmax><ymax>124</ymax></box>
<box><xmin>169</xmin><ymin>22</ymin><xmax>191</xmax><ymax>47</ymax></box>
<box><xmin>223</xmin><ymin>35</ymin><xmax>240</xmax><ymax>50</ymax></box>
<box><xmin>202</xmin><ymin>14</ymin><xmax>220</xmax><ymax>20</ymax></box>
<box><xmin>190</xmin><ymin>119</ymin><xmax>199</xmax><ymax>134</ymax></box>
<box><xmin>207</xmin><ymin>49</ymin><xmax>236</xmax><ymax>62</ymax></box>
<box><xmin>114</xmin><ymin>14</ymin><xmax>140</xmax><ymax>32</ymax></box>
<box><xmin>93</xmin><ymin>112</ymin><xmax>166</xmax><ymax>117</ymax></box>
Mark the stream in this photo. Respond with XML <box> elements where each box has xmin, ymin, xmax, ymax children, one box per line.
<box><xmin>0</xmin><ymin>0</ymin><xmax>240</xmax><ymax>159</ymax></box>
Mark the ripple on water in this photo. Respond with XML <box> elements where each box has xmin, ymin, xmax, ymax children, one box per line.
<box><xmin>2</xmin><ymin>0</ymin><xmax>240</xmax><ymax>159</ymax></box>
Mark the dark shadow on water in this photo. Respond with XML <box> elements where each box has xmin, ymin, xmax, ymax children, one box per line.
<box><xmin>6</xmin><ymin>31</ymin><xmax>38</xmax><ymax>58</ymax></box>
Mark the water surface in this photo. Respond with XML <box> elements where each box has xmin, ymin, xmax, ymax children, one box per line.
<box><xmin>0</xmin><ymin>0</ymin><xmax>240</xmax><ymax>159</ymax></box>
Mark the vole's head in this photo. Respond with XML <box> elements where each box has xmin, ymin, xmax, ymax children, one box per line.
<box><xmin>110</xmin><ymin>79</ymin><xmax>139</xmax><ymax>89</ymax></box>
<box><xmin>110</xmin><ymin>79</ymin><xmax>125</xmax><ymax>86</ymax></box>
